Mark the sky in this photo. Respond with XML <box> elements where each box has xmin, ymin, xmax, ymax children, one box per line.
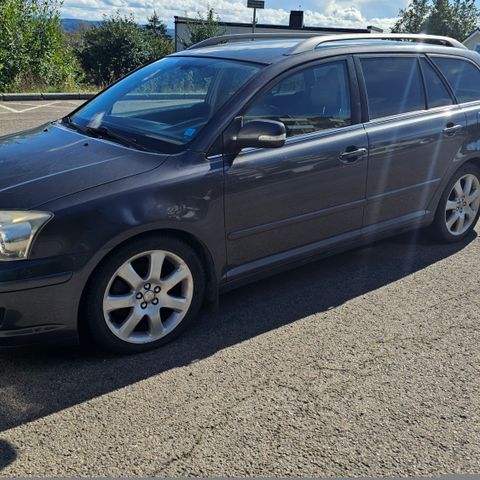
<box><xmin>58</xmin><ymin>0</ymin><xmax>441</xmax><ymax>32</ymax></box>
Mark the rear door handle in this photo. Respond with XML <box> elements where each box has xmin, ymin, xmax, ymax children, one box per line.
<box><xmin>443</xmin><ymin>124</ymin><xmax>463</xmax><ymax>136</ymax></box>
<box><xmin>340</xmin><ymin>147</ymin><xmax>367</xmax><ymax>163</ymax></box>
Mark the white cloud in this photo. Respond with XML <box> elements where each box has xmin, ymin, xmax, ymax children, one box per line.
<box><xmin>61</xmin><ymin>0</ymin><xmax>397</xmax><ymax>32</ymax></box>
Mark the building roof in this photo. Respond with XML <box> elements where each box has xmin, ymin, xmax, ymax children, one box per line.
<box><xmin>174</xmin><ymin>15</ymin><xmax>374</xmax><ymax>34</ymax></box>
<box><xmin>463</xmin><ymin>28</ymin><xmax>480</xmax><ymax>43</ymax></box>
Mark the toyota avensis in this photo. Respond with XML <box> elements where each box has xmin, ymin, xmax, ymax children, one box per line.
<box><xmin>1</xmin><ymin>33</ymin><xmax>480</xmax><ymax>353</ymax></box>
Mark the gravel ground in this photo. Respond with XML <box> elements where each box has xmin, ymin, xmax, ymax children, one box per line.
<box><xmin>0</xmin><ymin>102</ymin><xmax>479</xmax><ymax>477</ymax></box>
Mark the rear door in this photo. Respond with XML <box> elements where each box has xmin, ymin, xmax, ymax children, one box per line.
<box><xmin>429</xmin><ymin>54</ymin><xmax>480</xmax><ymax>162</ymax></box>
<box><xmin>356</xmin><ymin>54</ymin><xmax>467</xmax><ymax>229</ymax></box>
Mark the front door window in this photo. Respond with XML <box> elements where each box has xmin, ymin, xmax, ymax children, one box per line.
<box><xmin>244</xmin><ymin>61</ymin><xmax>352</xmax><ymax>138</ymax></box>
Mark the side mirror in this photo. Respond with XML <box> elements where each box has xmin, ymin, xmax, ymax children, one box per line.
<box><xmin>234</xmin><ymin>119</ymin><xmax>286</xmax><ymax>150</ymax></box>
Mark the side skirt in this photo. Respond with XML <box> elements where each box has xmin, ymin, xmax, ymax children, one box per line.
<box><xmin>219</xmin><ymin>210</ymin><xmax>432</xmax><ymax>293</ymax></box>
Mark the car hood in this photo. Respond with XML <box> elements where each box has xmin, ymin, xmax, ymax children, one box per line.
<box><xmin>0</xmin><ymin>123</ymin><xmax>169</xmax><ymax>209</ymax></box>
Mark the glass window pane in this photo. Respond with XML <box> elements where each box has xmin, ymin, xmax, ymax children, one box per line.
<box><xmin>245</xmin><ymin>61</ymin><xmax>352</xmax><ymax>138</ymax></box>
<box><xmin>360</xmin><ymin>57</ymin><xmax>426</xmax><ymax>120</ymax></box>
<box><xmin>432</xmin><ymin>57</ymin><xmax>480</xmax><ymax>103</ymax></box>
<box><xmin>420</xmin><ymin>58</ymin><xmax>453</xmax><ymax>108</ymax></box>
<box><xmin>72</xmin><ymin>57</ymin><xmax>261</xmax><ymax>153</ymax></box>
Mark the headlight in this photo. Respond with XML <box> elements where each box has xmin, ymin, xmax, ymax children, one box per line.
<box><xmin>0</xmin><ymin>211</ymin><xmax>52</xmax><ymax>261</ymax></box>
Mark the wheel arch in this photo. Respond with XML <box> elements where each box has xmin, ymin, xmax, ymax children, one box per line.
<box><xmin>428</xmin><ymin>157</ymin><xmax>480</xmax><ymax>215</ymax></box>
<box><xmin>77</xmin><ymin>228</ymin><xmax>219</xmax><ymax>340</ymax></box>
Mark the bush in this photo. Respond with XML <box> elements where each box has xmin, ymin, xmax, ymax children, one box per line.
<box><xmin>77</xmin><ymin>12</ymin><xmax>173</xmax><ymax>87</ymax></box>
<box><xmin>0</xmin><ymin>0</ymin><xmax>81</xmax><ymax>92</ymax></box>
<box><xmin>182</xmin><ymin>8</ymin><xmax>226</xmax><ymax>49</ymax></box>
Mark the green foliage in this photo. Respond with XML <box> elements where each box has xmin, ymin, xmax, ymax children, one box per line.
<box><xmin>392</xmin><ymin>0</ymin><xmax>431</xmax><ymax>34</ymax></box>
<box><xmin>146</xmin><ymin>11</ymin><xmax>169</xmax><ymax>38</ymax></box>
<box><xmin>0</xmin><ymin>5</ymin><xmax>174</xmax><ymax>91</ymax></box>
<box><xmin>440</xmin><ymin>0</ymin><xmax>479</xmax><ymax>40</ymax></box>
<box><xmin>182</xmin><ymin>8</ymin><xmax>226</xmax><ymax>48</ymax></box>
<box><xmin>0</xmin><ymin>0</ymin><xmax>81</xmax><ymax>92</ymax></box>
<box><xmin>146</xmin><ymin>11</ymin><xmax>174</xmax><ymax>61</ymax></box>
<box><xmin>77</xmin><ymin>12</ymin><xmax>173</xmax><ymax>86</ymax></box>
<box><xmin>392</xmin><ymin>0</ymin><xmax>480</xmax><ymax>40</ymax></box>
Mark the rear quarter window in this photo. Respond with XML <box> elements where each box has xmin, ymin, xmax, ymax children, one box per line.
<box><xmin>420</xmin><ymin>58</ymin><xmax>454</xmax><ymax>108</ymax></box>
<box><xmin>432</xmin><ymin>57</ymin><xmax>480</xmax><ymax>103</ymax></box>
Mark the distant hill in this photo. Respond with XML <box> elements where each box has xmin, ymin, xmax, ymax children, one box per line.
<box><xmin>61</xmin><ymin>18</ymin><xmax>102</xmax><ymax>32</ymax></box>
<box><xmin>61</xmin><ymin>18</ymin><xmax>175</xmax><ymax>38</ymax></box>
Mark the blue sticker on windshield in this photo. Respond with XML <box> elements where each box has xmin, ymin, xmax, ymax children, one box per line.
<box><xmin>184</xmin><ymin>128</ymin><xmax>196</xmax><ymax>138</ymax></box>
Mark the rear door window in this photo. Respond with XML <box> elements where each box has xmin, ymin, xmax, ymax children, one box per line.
<box><xmin>420</xmin><ymin>58</ymin><xmax>454</xmax><ymax>108</ymax></box>
<box><xmin>360</xmin><ymin>56</ymin><xmax>426</xmax><ymax>120</ymax></box>
<box><xmin>431</xmin><ymin>56</ymin><xmax>480</xmax><ymax>103</ymax></box>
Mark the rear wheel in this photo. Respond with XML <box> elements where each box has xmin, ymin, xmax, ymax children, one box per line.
<box><xmin>430</xmin><ymin>164</ymin><xmax>480</xmax><ymax>243</ymax></box>
<box><xmin>83</xmin><ymin>236</ymin><xmax>205</xmax><ymax>354</ymax></box>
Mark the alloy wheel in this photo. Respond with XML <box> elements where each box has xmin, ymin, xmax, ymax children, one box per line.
<box><xmin>445</xmin><ymin>173</ymin><xmax>480</xmax><ymax>236</ymax></box>
<box><xmin>102</xmin><ymin>250</ymin><xmax>194</xmax><ymax>344</ymax></box>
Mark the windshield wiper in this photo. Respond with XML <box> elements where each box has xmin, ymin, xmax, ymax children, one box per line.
<box><xmin>62</xmin><ymin>117</ymin><xmax>151</xmax><ymax>152</ymax></box>
<box><xmin>86</xmin><ymin>125</ymin><xmax>151</xmax><ymax>152</ymax></box>
<box><xmin>62</xmin><ymin>115</ymin><xmax>84</xmax><ymax>133</ymax></box>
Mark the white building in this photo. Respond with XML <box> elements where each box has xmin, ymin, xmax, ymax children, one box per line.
<box><xmin>463</xmin><ymin>28</ymin><xmax>480</xmax><ymax>52</ymax></box>
<box><xmin>174</xmin><ymin>10</ymin><xmax>383</xmax><ymax>52</ymax></box>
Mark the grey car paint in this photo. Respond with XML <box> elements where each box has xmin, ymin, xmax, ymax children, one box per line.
<box><xmin>0</xmin><ymin>125</ymin><xmax>169</xmax><ymax>209</ymax></box>
<box><xmin>2</xmin><ymin>40</ymin><xmax>480</xmax><ymax>345</ymax></box>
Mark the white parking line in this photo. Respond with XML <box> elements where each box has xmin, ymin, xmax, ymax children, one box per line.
<box><xmin>0</xmin><ymin>102</ymin><xmax>60</xmax><ymax>114</ymax></box>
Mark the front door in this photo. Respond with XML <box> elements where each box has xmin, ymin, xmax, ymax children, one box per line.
<box><xmin>224</xmin><ymin>58</ymin><xmax>369</xmax><ymax>277</ymax></box>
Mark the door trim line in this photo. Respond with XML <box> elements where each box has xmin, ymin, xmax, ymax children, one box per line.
<box><xmin>366</xmin><ymin>177</ymin><xmax>441</xmax><ymax>203</ymax></box>
<box><xmin>228</xmin><ymin>197</ymin><xmax>366</xmax><ymax>241</ymax></box>
<box><xmin>225</xmin><ymin>210</ymin><xmax>429</xmax><ymax>282</ymax></box>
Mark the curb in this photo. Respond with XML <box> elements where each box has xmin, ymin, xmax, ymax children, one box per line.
<box><xmin>0</xmin><ymin>93</ymin><xmax>96</xmax><ymax>101</ymax></box>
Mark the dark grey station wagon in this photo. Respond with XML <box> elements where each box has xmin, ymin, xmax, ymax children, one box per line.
<box><xmin>1</xmin><ymin>33</ymin><xmax>480</xmax><ymax>353</ymax></box>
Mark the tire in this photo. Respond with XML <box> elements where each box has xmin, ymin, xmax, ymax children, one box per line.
<box><xmin>82</xmin><ymin>235</ymin><xmax>205</xmax><ymax>354</ymax></box>
<box><xmin>430</xmin><ymin>163</ymin><xmax>480</xmax><ymax>243</ymax></box>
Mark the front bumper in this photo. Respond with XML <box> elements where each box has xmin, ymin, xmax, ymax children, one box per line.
<box><xmin>0</xmin><ymin>256</ymin><xmax>83</xmax><ymax>346</ymax></box>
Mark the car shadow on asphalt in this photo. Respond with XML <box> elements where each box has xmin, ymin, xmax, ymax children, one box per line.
<box><xmin>0</xmin><ymin>229</ymin><xmax>476</xmax><ymax>435</ymax></box>
<box><xmin>0</xmin><ymin>439</ymin><xmax>17</xmax><ymax>469</ymax></box>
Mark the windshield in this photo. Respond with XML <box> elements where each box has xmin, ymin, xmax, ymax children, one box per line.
<box><xmin>70</xmin><ymin>56</ymin><xmax>262</xmax><ymax>153</ymax></box>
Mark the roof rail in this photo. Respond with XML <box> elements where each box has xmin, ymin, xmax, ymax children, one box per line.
<box><xmin>187</xmin><ymin>33</ymin><xmax>323</xmax><ymax>50</ymax></box>
<box><xmin>187</xmin><ymin>32</ymin><xmax>467</xmax><ymax>53</ymax></box>
<box><xmin>286</xmin><ymin>33</ymin><xmax>467</xmax><ymax>54</ymax></box>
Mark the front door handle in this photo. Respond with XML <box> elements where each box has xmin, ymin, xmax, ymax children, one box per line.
<box><xmin>443</xmin><ymin>124</ymin><xmax>463</xmax><ymax>136</ymax></box>
<box><xmin>340</xmin><ymin>147</ymin><xmax>367</xmax><ymax>164</ymax></box>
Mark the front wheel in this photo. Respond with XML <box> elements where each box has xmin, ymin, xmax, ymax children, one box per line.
<box><xmin>83</xmin><ymin>236</ymin><xmax>205</xmax><ymax>354</ymax></box>
<box><xmin>430</xmin><ymin>164</ymin><xmax>480</xmax><ymax>243</ymax></box>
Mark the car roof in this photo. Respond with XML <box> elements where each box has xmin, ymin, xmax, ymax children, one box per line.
<box><xmin>172</xmin><ymin>36</ymin><xmax>478</xmax><ymax>66</ymax></box>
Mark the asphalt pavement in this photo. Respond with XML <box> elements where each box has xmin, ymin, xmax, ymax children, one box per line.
<box><xmin>0</xmin><ymin>101</ymin><xmax>479</xmax><ymax>476</ymax></box>
<box><xmin>0</xmin><ymin>100</ymin><xmax>84</xmax><ymax>135</ymax></box>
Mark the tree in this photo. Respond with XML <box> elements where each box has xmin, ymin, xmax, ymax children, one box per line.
<box><xmin>145</xmin><ymin>10</ymin><xmax>174</xmax><ymax>59</ymax></box>
<box><xmin>426</xmin><ymin>0</ymin><xmax>454</xmax><ymax>35</ymax></box>
<box><xmin>182</xmin><ymin>8</ymin><xmax>226</xmax><ymax>48</ymax></box>
<box><xmin>392</xmin><ymin>0</ymin><xmax>480</xmax><ymax>40</ymax></box>
<box><xmin>0</xmin><ymin>0</ymin><xmax>80</xmax><ymax>92</ymax></box>
<box><xmin>77</xmin><ymin>12</ymin><xmax>172</xmax><ymax>86</ymax></box>
<box><xmin>391</xmin><ymin>0</ymin><xmax>431</xmax><ymax>33</ymax></box>
<box><xmin>446</xmin><ymin>0</ymin><xmax>479</xmax><ymax>40</ymax></box>
<box><xmin>146</xmin><ymin>10</ymin><xmax>169</xmax><ymax>38</ymax></box>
